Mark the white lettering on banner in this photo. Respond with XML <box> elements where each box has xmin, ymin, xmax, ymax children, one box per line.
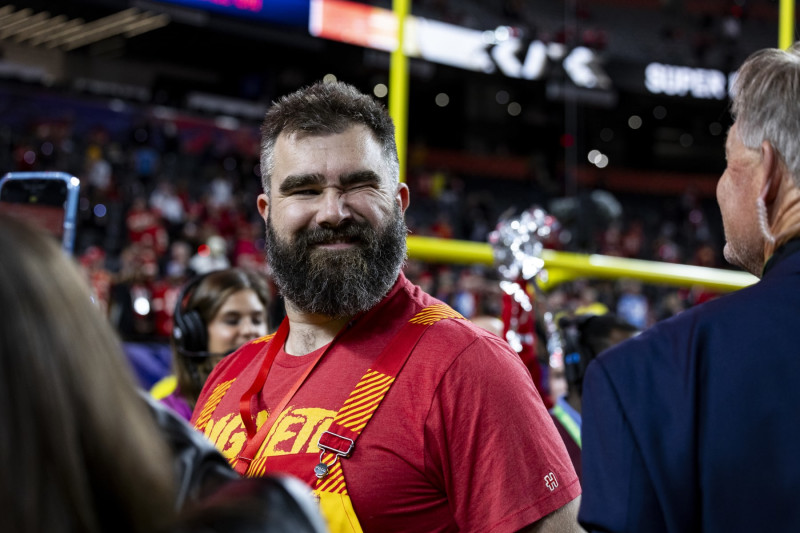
<box><xmin>491</xmin><ymin>39</ymin><xmax>525</xmax><ymax>78</ymax></box>
<box><xmin>310</xmin><ymin>1</ymin><xmax>610</xmax><ymax>90</ymax></box>
<box><xmin>487</xmin><ymin>40</ymin><xmax>608</xmax><ymax>88</ymax></box>
<box><xmin>563</xmin><ymin>46</ymin><xmax>611</xmax><ymax>89</ymax></box>
<box><xmin>520</xmin><ymin>41</ymin><xmax>547</xmax><ymax>79</ymax></box>
<box><xmin>645</xmin><ymin>62</ymin><xmax>728</xmax><ymax>100</ymax></box>
<box><xmin>485</xmin><ymin>39</ymin><xmax>609</xmax><ymax>88</ymax></box>
<box><xmin>492</xmin><ymin>40</ymin><xmax>578</xmax><ymax>82</ymax></box>
<box><xmin>409</xmin><ymin>17</ymin><xmax>496</xmax><ymax>74</ymax></box>
<box><xmin>409</xmin><ymin>18</ymin><xmax>609</xmax><ymax>89</ymax></box>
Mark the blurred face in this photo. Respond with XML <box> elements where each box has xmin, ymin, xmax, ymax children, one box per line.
<box><xmin>717</xmin><ymin>123</ymin><xmax>765</xmax><ymax>275</ymax></box>
<box><xmin>258</xmin><ymin>125</ymin><xmax>410</xmax><ymax>317</ymax></box>
<box><xmin>206</xmin><ymin>289</ymin><xmax>267</xmax><ymax>355</ymax></box>
<box><xmin>548</xmin><ymin>361</ymin><xmax>568</xmax><ymax>402</ymax></box>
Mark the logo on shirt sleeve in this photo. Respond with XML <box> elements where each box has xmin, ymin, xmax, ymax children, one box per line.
<box><xmin>544</xmin><ymin>472</ymin><xmax>558</xmax><ymax>491</ymax></box>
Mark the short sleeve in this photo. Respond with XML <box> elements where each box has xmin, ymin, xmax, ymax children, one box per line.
<box><xmin>424</xmin><ymin>335</ymin><xmax>581</xmax><ymax>532</ymax></box>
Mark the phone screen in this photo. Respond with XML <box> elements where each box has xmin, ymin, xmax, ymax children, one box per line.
<box><xmin>0</xmin><ymin>172</ymin><xmax>80</xmax><ymax>254</ymax></box>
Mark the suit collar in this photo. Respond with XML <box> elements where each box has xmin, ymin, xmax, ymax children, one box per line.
<box><xmin>762</xmin><ymin>238</ymin><xmax>800</xmax><ymax>277</ymax></box>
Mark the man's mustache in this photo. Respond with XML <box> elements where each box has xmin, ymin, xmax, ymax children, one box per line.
<box><xmin>299</xmin><ymin>222</ymin><xmax>373</xmax><ymax>246</ymax></box>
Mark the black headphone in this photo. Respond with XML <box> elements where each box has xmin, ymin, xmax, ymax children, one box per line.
<box><xmin>559</xmin><ymin>313</ymin><xmax>638</xmax><ymax>396</ymax></box>
<box><xmin>172</xmin><ymin>274</ymin><xmax>211</xmax><ymax>358</ymax></box>
<box><xmin>558</xmin><ymin>314</ymin><xmax>594</xmax><ymax>396</ymax></box>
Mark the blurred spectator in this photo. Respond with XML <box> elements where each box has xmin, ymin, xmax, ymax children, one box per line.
<box><xmin>109</xmin><ymin>242</ymin><xmax>161</xmax><ymax>340</ymax></box>
<box><xmin>85</xmin><ymin>143</ymin><xmax>113</xmax><ymax>196</ymax></box>
<box><xmin>190</xmin><ymin>235</ymin><xmax>231</xmax><ymax>274</ymax></box>
<box><xmin>126</xmin><ymin>195</ymin><xmax>169</xmax><ymax>256</ymax></box>
<box><xmin>150</xmin><ymin>266</ymin><xmax>189</xmax><ymax>340</ymax></box>
<box><xmin>150</xmin><ymin>179</ymin><xmax>187</xmax><ymax>236</ymax></box>
<box><xmin>152</xmin><ymin>268</ymin><xmax>271</xmax><ymax>420</ymax></box>
<box><xmin>615</xmin><ymin>279</ymin><xmax>649</xmax><ymax>329</ymax></box>
<box><xmin>164</xmin><ymin>240</ymin><xmax>195</xmax><ymax>279</ymax></box>
<box><xmin>231</xmin><ymin>220</ymin><xmax>266</xmax><ymax>271</ymax></box>
<box><xmin>575</xmin><ymin>284</ymin><xmax>610</xmax><ymax>316</ymax></box>
<box><xmin>550</xmin><ymin>312</ymin><xmax>639</xmax><ymax>479</ymax></box>
<box><xmin>79</xmin><ymin>245</ymin><xmax>113</xmax><ymax>315</ymax></box>
<box><xmin>621</xmin><ymin>219</ymin><xmax>645</xmax><ymax>258</ymax></box>
<box><xmin>207</xmin><ymin>173</ymin><xmax>234</xmax><ymax>210</ymax></box>
<box><xmin>451</xmin><ymin>268</ymin><xmax>481</xmax><ymax>318</ymax></box>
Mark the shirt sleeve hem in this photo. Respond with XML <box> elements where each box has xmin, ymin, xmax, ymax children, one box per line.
<box><xmin>484</xmin><ymin>477</ymin><xmax>582</xmax><ymax>533</ymax></box>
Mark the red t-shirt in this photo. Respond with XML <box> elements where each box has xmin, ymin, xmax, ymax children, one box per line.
<box><xmin>193</xmin><ymin>273</ymin><xmax>580</xmax><ymax>532</ymax></box>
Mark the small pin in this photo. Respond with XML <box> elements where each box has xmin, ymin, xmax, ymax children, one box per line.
<box><xmin>314</xmin><ymin>462</ymin><xmax>329</xmax><ymax>479</ymax></box>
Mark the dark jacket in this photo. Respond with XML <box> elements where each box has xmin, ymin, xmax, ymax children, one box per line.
<box><xmin>142</xmin><ymin>393</ymin><xmax>327</xmax><ymax>533</ymax></box>
<box><xmin>579</xmin><ymin>244</ymin><xmax>800</xmax><ymax>532</ymax></box>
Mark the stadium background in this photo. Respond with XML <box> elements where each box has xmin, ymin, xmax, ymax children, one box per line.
<box><xmin>0</xmin><ymin>0</ymin><xmax>785</xmax><ymax>384</ymax></box>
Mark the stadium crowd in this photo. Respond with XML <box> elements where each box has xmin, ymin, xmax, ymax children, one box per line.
<box><xmin>0</xmin><ymin>80</ymin><xmax>728</xmax><ymax>385</ymax></box>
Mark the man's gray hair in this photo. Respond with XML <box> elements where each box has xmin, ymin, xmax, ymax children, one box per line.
<box><xmin>259</xmin><ymin>80</ymin><xmax>399</xmax><ymax>195</ymax></box>
<box><xmin>731</xmin><ymin>42</ymin><xmax>800</xmax><ymax>184</ymax></box>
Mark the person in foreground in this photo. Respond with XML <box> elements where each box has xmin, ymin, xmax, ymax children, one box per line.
<box><xmin>578</xmin><ymin>42</ymin><xmax>800</xmax><ymax>532</ymax></box>
<box><xmin>192</xmin><ymin>80</ymin><xmax>582</xmax><ymax>532</ymax></box>
<box><xmin>0</xmin><ymin>214</ymin><xmax>177</xmax><ymax>533</ymax></box>
<box><xmin>0</xmin><ymin>214</ymin><xmax>327</xmax><ymax>533</ymax></box>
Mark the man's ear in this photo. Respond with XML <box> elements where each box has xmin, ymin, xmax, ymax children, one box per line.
<box><xmin>397</xmin><ymin>182</ymin><xmax>410</xmax><ymax>214</ymax></box>
<box><xmin>759</xmin><ymin>140</ymin><xmax>782</xmax><ymax>205</ymax></box>
<box><xmin>257</xmin><ymin>193</ymin><xmax>270</xmax><ymax>222</ymax></box>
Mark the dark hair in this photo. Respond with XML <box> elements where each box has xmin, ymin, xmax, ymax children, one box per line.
<box><xmin>560</xmin><ymin>313</ymin><xmax>638</xmax><ymax>396</ymax></box>
<box><xmin>259</xmin><ymin>80</ymin><xmax>399</xmax><ymax>195</ymax></box>
<box><xmin>173</xmin><ymin>268</ymin><xmax>271</xmax><ymax>406</ymax></box>
<box><xmin>579</xmin><ymin>313</ymin><xmax>638</xmax><ymax>357</ymax></box>
<box><xmin>0</xmin><ymin>214</ymin><xmax>175</xmax><ymax>533</ymax></box>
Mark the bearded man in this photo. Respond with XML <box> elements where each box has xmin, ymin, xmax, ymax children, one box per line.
<box><xmin>192</xmin><ymin>81</ymin><xmax>581</xmax><ymax>533</ymax></box>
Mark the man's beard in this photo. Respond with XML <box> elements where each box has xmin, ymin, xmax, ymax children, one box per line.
<box><xmin>266</xmin><ymin>207</ymin><xmax>407</xmax><ymax>318</ymax></box>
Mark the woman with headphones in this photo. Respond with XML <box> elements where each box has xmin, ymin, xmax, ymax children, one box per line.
<box><xmin>153</xmin><ymin>268</ymin><xmax>271</xmax><ymax>420</ymax></box>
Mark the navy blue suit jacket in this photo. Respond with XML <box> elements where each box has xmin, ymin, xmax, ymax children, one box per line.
<box><xmin>579</xmin><ymin>245</ymin><xmax>800</xmax><ymax>532</ymax></box>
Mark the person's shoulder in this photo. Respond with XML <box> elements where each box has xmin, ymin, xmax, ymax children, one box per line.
<box><xmin>397</xmin><ymin>276</ymin><xmax>518</xmax><ymax>358</ymax></box>
<box><xmin>410</xmin><ymin>296</ymin><xmax>505</xmax><ymax>345</ymax></box>
<box><xmin>401</xmin><ymin>278</ymin><xmax>501</xmax><ymax>331</ymax></box>
<box><xmin>586</xmin><ymin>296</ymin><xmax>727</xmax><ymax>395</ymax></box>
<box><xmin>425</xmin><ymin>315</ymin><xmax>525</xmax><ymax>380</ymax></box>
<box><xmin>636</xmin><ymin>280</ymin><xmax>772</xmax><ymax>344</ymax></box>
<box><xmin>207</xmin><ymin>333</ymin><xmax>275</xmax><ymax>383</ymax></box>
<box><xmin>399</xmin><ymin>275</ymin><xmax>442</xmax><ymax>308</ymax></box>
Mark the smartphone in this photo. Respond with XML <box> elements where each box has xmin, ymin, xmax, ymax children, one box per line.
<box><xmin>0</xmin><ymin>171</ymin><xmax>81</xmax><ymax>254</ymax></box>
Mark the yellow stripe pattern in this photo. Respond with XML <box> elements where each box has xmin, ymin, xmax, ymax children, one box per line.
<box><xmin>336</xmin><ymin>370</ymin><xmax>394</xmax><ymax>433</ymax></box>
<box><xmin>252</xmin><ymin>332</ymin><xmax>277</xmax><ymax>344</ymax></box>
<box><xmin>315</xmin><ymin>369</ymin><xmax>393</xmax><ymax>494</ymax></box>
<box><xmin>315</xmin><ymin>305</ymin><xmax>462</xmax><ymax>495</ymax></box>
<box><xmin>408</xmin><ymin>304</ymin><xmax>465</xmax><ymax>325</ymax></box>
<box><xmin>248</xmin><ymin>449</ymin><xmax>270</xmax><ymax>478</ymax></box>
<box><xmin>194</xmin><ymin>379</ymin><xmax>235</xmax><ymax>431</ymax></box>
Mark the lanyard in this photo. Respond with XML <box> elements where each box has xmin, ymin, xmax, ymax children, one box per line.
<box><xmin>238</xmin><ymin>302</ymin><xmax>466</xmax><ymax>484</ymax></box>
<box><xmin>235</xmin><ymin>317</ymin><xmax>339</xmax><ymax>475</ymax></box>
